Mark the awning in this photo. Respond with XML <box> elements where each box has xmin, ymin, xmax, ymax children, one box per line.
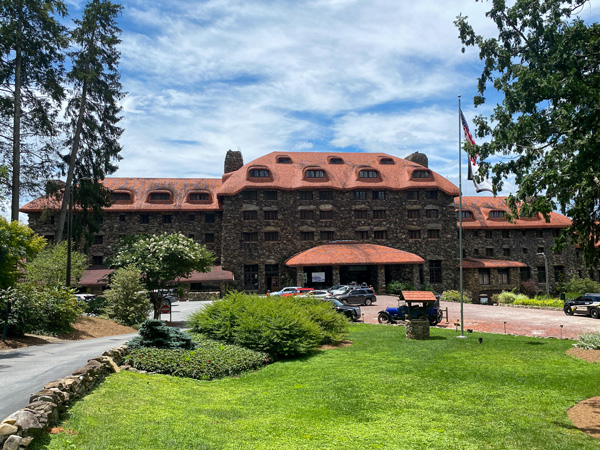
<box><xmin>460</xmin><ymin>258</ymin><xmax>527</xmax><ymax>269</ymax></box>
<box><xmin>285</xmin><ymin>241</ymin><xmax>424</xmax><ymax>267</ymax></box>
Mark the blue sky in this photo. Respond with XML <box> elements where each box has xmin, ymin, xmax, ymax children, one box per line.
<box><xmin>34</xmin><ymin>0</ymin><xmax>600</xmax><ymax>209</ymax></box>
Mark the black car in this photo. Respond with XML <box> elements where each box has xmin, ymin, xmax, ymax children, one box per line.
<box><xmin>564</xmin><ymin>293</ymin><xmax>600</xmax><ymax>318</ymax></box>
<box><xmin>336</xmin><ymin>289</ymin><xmax>376</xmax><ymax>306</ymax></box>
<box><xmin>325</xmin><ymin>299</ymin><xmax>361</xmax><ymax>322</ymax></box>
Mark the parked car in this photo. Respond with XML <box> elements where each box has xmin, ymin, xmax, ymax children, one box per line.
<box><xmin>325</xmin><ymin>298</ymin><xmax>361</xmax><ymax>322</ymax></box>
<box><xmin>270</xmin><ymin>286</ymin><xmax>300</xmax><ymax>296</ymax></box>
<box><xmin>329</xmin><ymin>285</ymin><xmax>352</xmax><ymax>296</ymax></box>
<box><xmin>297</xmin><ymin>289</ymin><xmax>330</xmax><ymax>298</ymax></box>
<box><xmin>150</xmin><ymin>289</ymin><xmax>178</xmax><ymax>305</ymax></box>
<box><xmin>327</xmin><ymin>285</ymin><xmax>346</xmax><ymax>293</ymax></box>
<box><xmin>335</xmin><ymin>289</ymin><xmax>376</xmax><ymax>306</ymax></box>
<box><xmin>564</xmin><ymin>293</ymin><xmax>600</xmax><ymax>318</ymax></box>
<box><xmin>281</xmin><ymin>287</ymin><xmax>314</xmax><ymax>297</ymax></box>
<box><xmin>75</xmin><ymin>293</ymin><xmax>95</xmax><ymax>303</ymax></box>
<box><xmin>378</xmin><ymin>299</ymin><xmax>443</xmax><ymax>326</ymax></box>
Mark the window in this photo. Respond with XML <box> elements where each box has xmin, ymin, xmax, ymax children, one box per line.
<box><xmin>305</xmin><ymin>169</ymin><xmax>325</xmax><ymax>178</ymax></box>
<box><xmin>244</xmin><ymin>265</ymin><xmax>258</xmax><ymax>290</ymax></box>
<box><xmin>300</xmin><ymin>231</ymin><xmax>314</xmax><ymax>241</ymax></box>
<box><xmin>485</xmin><ymin>230</ymin><xmax>493</xmax><ymax>239</ymax></box>
<box><xmin>264</xmin><ymin>231</ymin><xmax>279</xmax><ymax>241</ymax></box>
<box><xmin>537</xmin><ymin>266</ymin><xmax>546</xmax><ymax>283</ymax></box>
<box><xmin>94</xmin><ymin>235</ymin><xmax>103</xmax><ymax>245</ymax></box>
<box><xmin>536</xmin><ymin>230</ymin><xmax>544</xmax><ymax>238</ymax></box>
<box><xmin>554</xmin><ymin>266</ymin><xmax>564</xmax><ymax>282</ymax></box>
<box><xmin>249</xmin><ymin>168</ymin><xmax>270</xmax><ymax>177</ymax></box>
<box><xmin>319</xmin><ymin>190</ymin><xmax>333</xmax><ymax>200</ymax></box>
<box><xmin>372</xmin><ymin>191</ymin><xmax>385</xmax><ymax>200</ymax></box>
<box><xmin>205</xmin><ymin>233</ymin><xmax>215</xmax><ymax>243</ymax></box>
<box><xmin>353</xmin><ymin>191</ymin><xmax>367</xmax><ymax>200</ymax></box>
<box><xmin>119</xmin><ymin>215</ymin><xmax>126</xmax><ymax>222</ymax></box>
<box><xmin>486</xmin><ymin>248</ymin><xmax>494</xmax><ymax>257</ymax></box>
<box><xmin>188</xmin><ymin>215</ymin><xmax>195</xmax><ymax>221</ymax></box>
<box><xmin>498</xmin><ymin>268</ymin><xmax>510</xmax><ymax>284</ymax></box>
<box><xmin>243</xmin><ymin>210</ymin><xmax>258</xmax><ymax>220</ymax></box>
<box><xmin>163</xmin><ymin>215</ymin><xmax>172</xmax><ymax>223</ymax></box>
<box><xmin>242</xmin><ymin>190</ymin><xmax>258</xmax><ymax>201</ymax></box>
<box><xmin>458</xmin><ymin>211</ymin><xmax>473</xmax><ymax>219</ymax></box>
<box><xmin>373</xmin><ymin>209</ymin><xmax>386</xmax><ymax>219</ymax></box>
<box><xmin>149</xmin><ymin>192</ymin><xmax>171</xmax><ymax>201</ymax></box>
<box><xmin>537</xmin><ymin>246</ymin><xmax>544</xmax><ymax>254</ymax></box>
<box><xmin>277</xmin><ymin>156</ymin><xmax>291</xmax><ymax>164</ymax></box>
<box><xmin>406</xmin><ymin>191</ymin><xmax>419</xmax><ymax>200</ymax></box>
<box><xmin>92</xmin><ymin>255</ymin><xmax>103</xmax><ymax>266</ymax></box>
<box><xmin>427</xmin><ymin>229</ymin><xmax>440</xmax><ymax>239</ymax></box>
<box><xmin>429</xmin><ymin>260</ymin><xmax>442</xmax><ymax>283</ymax></box>
<box><xmin>189</xmin><ymin>234</ymin><xmax>195</xmax><ymax>240</ymax></box>
<box><xmin>320</xmin><ymin>210</ymin><xmax>333</xmax><ymax>220</ymax></box>
<box><xmin>425</xmin><ymin>190</ymin><xmax>438</xmax><ymax>200</ymax></box>
<box><xmin>552</xmin><ymin>229</ymin><xmax>560</xmax><ymax>237</ymax></box>
<box><xmin>329</xmin><ymin>157</ymin><xmax>344</xmax><ymax>164</ymax></box>
<box><xmin>112</xmin><ymin>192</ymin><xmax>131</xmax><ymax>201</ymax></box>
<box><xmin>355</xmin><ymin>230</ymin><xmax>369</xmax><ymax>240</ymax></box>
<box><xmin>502</xmin><ymin>230</ymin><xmax>510</xmax><ymax>238</ymax></box>
<box><xmin>189</xmin><ymin>193</ymin><xmax>210</xmax><ymax>201</ymax></box>
<box><xmin>300</xmin><ymin>210</ymin><xmax>314</xmax><ymax>220</ymax></box>
<box><xmin>299</xmin><ymin>191</ymin><xmax>313</xmax><ymax>200</ymax></box>
<box><xmin>264</xmin><ymin>210</ymin><xmax>278</xmax><ymax>220</ymax></box>
<box><xmin>264</xmin><ymin>191</ymin><xmax>278</xmax><ymax>200</ymax></box>
<box><xmin>359</xmin><ymin>169</ymin><xmax>378</xmax><ymax>178</ymax></box>
<box><xmin>520</xmin><ymin>266</ymin><xmax>531</xmax><ymax>281</ymax></box>
<box><xmin>354</xmin><ymin>210</ymin><xmax>368</xmax><ymax>219</ymax></box>
<box><xmin>242</xmin><ymin>232</ymin><xmax>258</xmax><ymax>242</ymax></box>
<box><xmin>374</xmin><ymin>230</ymin><xmax>387</xmax><ymax>240</ymax></box>
<box><xmin>407</xmin><ymin>209</ymin><xmax>420</xmax><ymax>219</ymax></box>
<box><xmin>409</xmin><ymin>230</ymin><xmax>421</xmax><ymax>239</ymax></box>
<box><xmin>523</xmin><ymin>247</ymin><xmax>528</xmax><ymax>254</ymax></box>
<box><xmin>426</xmin><ymin>209</ymin><xmax>438</xmax><ymax>219</ymax></box>
<box><xmin>140</xmin><ymin>214</ymin><xmax>150</xmax><ymax>224</ymax></box>
<box><xmin>522</xmin><ymin>230</ymin><xmax>527</xmax><ymax>237</ymax></box>
<box><xmin>490</xmin><ymin>211</ymin><xmax>505</xmax><ymax>218</ymax></box>
<box><xmin>479</xmin><ymin>269</ymin><xmax>491</xmax><ymax>285</ymax></box>
<box><xmin>320</xmin><ymin>230</ymin><xmax>335</xmax><ymax>240</ymax></box>
<box><xmin>503</xmin><ymin>248</ymin><xmax>511</xmax><ymax>257</ymax></box>
<box><xmin>473</xmin><ymin>230</ymin><xmax>479</xmax><ymax>237</ymax></box>
<box><xmin>473</xmin><ymin>248</ymin><xmax>480</xmax><ymax>255</ymax></box>
<box><xmin>412</xmin><ymin>170</ymin><xmax>431</xmax><ymax>178</ymax></box>
<box><xmin>379</xmin><ymin>158</ymin><xmax>394</xmax><ymax>165</ymax></box>
<box><xmin>205</xmin><ymin>214</ymin><xmax>215</xmax><ymax>223</ymax></box>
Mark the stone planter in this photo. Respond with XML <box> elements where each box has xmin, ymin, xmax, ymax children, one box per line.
<box><xmin>405</xmin><ymin>319</ymin><xmax>430</xmax><ymax>340</ymax></box>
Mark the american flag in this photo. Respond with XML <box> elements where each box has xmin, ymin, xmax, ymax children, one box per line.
<box><xmin>459</xmin><ymin>109</ymin><xmax>493</xmax><ymax>193</ymax></box>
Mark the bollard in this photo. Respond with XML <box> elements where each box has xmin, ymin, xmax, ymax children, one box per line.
<box><xmin>503</xmin><ymin>321</ymin><xmax>507</xmax><ymax>335</ymax></box>
<box><xmin>560</xmin><ymin>324</ymin><xmax>563</xmax><ymax>339</ymax></box>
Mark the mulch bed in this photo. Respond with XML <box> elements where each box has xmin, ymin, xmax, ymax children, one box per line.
<box><xmin>566</xmin><ymin>348</ymin><xmax>600</xmax><ymax>439</ymax></box>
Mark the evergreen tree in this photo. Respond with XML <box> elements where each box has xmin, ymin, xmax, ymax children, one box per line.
<box><xmin>0</xmin><ymin>0</ymin><xmax>68</xmax><ymax>221</ymax></box>
<box><xmin>55</xmin><ymin>0</ymin><xmax>124</xmax><ymax>244</ymax></box>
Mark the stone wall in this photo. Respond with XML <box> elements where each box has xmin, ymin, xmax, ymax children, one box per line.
<box><xmin>0</xmin><ymin>346</ymin><xmax>128</xmax><ymax>450</ymax></box>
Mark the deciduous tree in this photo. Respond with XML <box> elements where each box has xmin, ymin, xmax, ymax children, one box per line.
<box><xmin>0</xmin><ymin>217</ymin><xmax>46</xmax><ymax>288</ymax></box>
<box><xmin>24</xmin><ymin>241</ymin><xmax>88</xmax><ymax>287</ymax></box>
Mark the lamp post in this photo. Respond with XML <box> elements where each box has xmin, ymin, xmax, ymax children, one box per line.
<box><xmin>536</xmin><ymin>252</ymin><xmax>550</xmax><ymax>298</ymax></box>
<box><xmin>66</xmin><ymin>177</ymin><xmax>91</xmax><ymax>287</ymax></box>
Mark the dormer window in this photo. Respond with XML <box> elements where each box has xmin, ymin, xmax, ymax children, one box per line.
<box><xmin>412</xmin><ymin>170</ymin><xmax>431</xmax><ymax>179</ymax></box>
<box><xmin>111</xmin><ymin>191</ymin><xmax>131</xmax><ymax>202</ymax></box>
<box><xmin>457</xmin><ymin>211</ymin><xmax>473</xmax><ymax>219</ymax></box>
<box><xmin>148</xmin><ymin>192</ymin><xmax>172</xmax><ymax>202</ymax></box>
<box><xmin>489</xmin><ymin>211</ymin><xmax>506</xmax><ymax>218</ymax></box>
<box><xmin>328</xmin><ymin>157</ymin><xmax>344</xmax><ymax>164</ymax></box>
<box><xmin>249</xmin><ymin>168</ymin><xmax>270</xmax><ymax>178</ymax></box>
<box><xmin>188</xmin><ymin>192</ymin><xmax>211</xmax><ymax>203</ymax></box>
<box><xmin>277</xmin><ymin>156</ymin><xmax>292</xmax><ymax>164</ymax></box>
<box><xmin>379</xmin><ymin>158</ymin><xmax>394</xmax><ymax>165</ymax></box>
<box><xmin>359</xmin><ymin>169</ymin><xmax>379</xmax><ymax>178</ymax></box>
<box><xmin>305</xmin><ymin>169</ymin><xmax>325</xmax><ymax>178</ymax></box>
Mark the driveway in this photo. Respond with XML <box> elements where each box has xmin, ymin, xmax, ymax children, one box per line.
<box><xmin>362</xmin><ymin>295</ymin><xmax>600</xmax><ymax>339</ymax></box>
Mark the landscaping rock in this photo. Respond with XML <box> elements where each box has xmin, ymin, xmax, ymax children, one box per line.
<box><xmin>2</xmin><ymin>435</ymin><xmax>21</xmax><ymax>450</ymax></box>
<box><xmin>3</xmin><ymin>410</ymin><xmax>42</xmax><ymax>435</ymax></box>
<box><xmin>0</xmin><ymin>424</ymin><xmax>17</xmax><ymax>437</ymax></box>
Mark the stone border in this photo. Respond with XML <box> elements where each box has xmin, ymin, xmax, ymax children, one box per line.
<box><xmin>0</xmin><ymin>345</ymin><xmax>129</xmax><ymax>450</ymax></box>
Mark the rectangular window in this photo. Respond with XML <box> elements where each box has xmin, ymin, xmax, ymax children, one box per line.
<box><xmin>353</xmin><ymin>191</ymin><xmax>367</xmax><ymax>200</ymax></box>
<box><xmin>486</xmin><ymin>248</ymin><xmax>494</xmax><ymax>257</ymax></box>
<box><xmin>243</xmin><ymin>210</ymin><xmax>258</xmax><ymax>220</ymax></box>
<box><xmin>140</xmin><ymin>214</ymin><xmax>150</xmax><ymax>224</ymax></box>
<box><xmin>373</xmin><ymin>209</ymin><xmax>386</xmax><ymax>219</ymax></box>
<box><xmin>319</xmin><ymin>190</ymin><xmax>333</xmax><ymax>200</ymax></box>
<box><xmin>502</xmin><ymin>230</ymin><xmax>510</xmax><ymax>238</ymax></box>
<box><xmin>300</xmin><ymin>231</ymin><xmax>314</xmax><ymax>241</ymax></box>
<box><xmin>536</xmin><ymin>229</ymin><xmax>544</xmax><ymax>238</ymax></box>
<box><xmin>485</xmin><ymin>230</ymin><xmax>493</xmax><ymax>239</ymax></box>
<box><xmin>242</xmin><ymin>190</ymin><xmax>258</xmax><ymax>201</ymax></box>
<box><xmin>205</xmin><ymin>214</ymin><xmax>215</xmax><ymax>223</ymax></box>
<box><xmin>552</xmin><ymin>229</ymin><xmax>560</xmax><ymax>237</ymax></box>
<box><xmin>429</xmin><ymin>260</ymin><xmax>442</xmax><ymax>284</ymax></box>
<box><xmin>320</xmin><ymin>210</ymin><xmax>333</xmax><ymax>220</ymax></box>
<box><xmin>473</xmin><ymin>248</ymin><xmax>480</xmax><ymax>255</ymax></box>
<box><xmin>264</xmin><ymin>210</ymin><xmax>278</xmax><ymax>220</ymax></box>
<box><xmin>305</xmin><ymin>169</ymin><xmax>325</xmax><ymax>178</ymax></box>
<box><xmin>408</xmin><ymin>230</ymin><xmax>421</xmax><ymax>240</ymax></box>
<box><xmin>520</xmin><ymin>266</ymin><xmax>531</xmax><ymax>281</ymax></box>
<box><xmin>163</xmin><ymin>215</ymin><xmax>172</xmax><ymax>224</ymax></box>
<box><xmin>498</xmin><ymin>268</ymin><xmax>510</xmax><ymax>284</ymax></box>
<box><xmin>372</xmin><ymin>191</ymin><xmax>386</xmax><ymax>200</ymax></box>
<box><xmin>189</xmin><ymin>193</ymin><xmax>210</xmax><ymax>201</ymax></box>
<box><xmin>374</xmin><ymin>230</ymin><xmax>387</xmax><ymax>240</ymax></box>
<box><xmin>425</xmin><ymin>190</ymin><xmax>438</xmax><ymax>200</ymax></box>
<box><xmin>359</xmin><ymin>170</ymin><xmax>378</xmax><ymax>178</ymax></box>
<box><xmin>490</xmin><ymin>211</ymin><xmax>505</xmax><ymax>218</ymax></box>
<box><xmin>537</xmin><ymin>246</ymin><xmax>544</xmax><ymax>254</ymax></box>
<box><xmin>425</xmin><ymin>209</ymin><xmax>438</xmax><ymax>219</ymax></box>
<box><xmin>354</xmin><ymin>210</ymin><xmax>368</xmax><ymax>219</ymax></box>
<box><xmin>503</xmin><ymin>248</ymin><xmax>511</xmax><ymax>257</ymax></box>
<box><xmin>92</xmin><ymin>255</ymin><xmax>103</xmax><ymax>266</ymax></box>
<box><xmin>320</xmin><ymin>230</ymin><xmax>335</xmax><ymax>241</ymax></box>
<box><xmin>188</xmin><ymin>215</ymin><xmax>195</xmax><ymax>221</ymax></box>
<box><xmin>264</xmin><ymin>191</ymin><xmax>278</xmax><ymax>200</ymax></box>
<box><xmin>264</xmin><ymin>231</ymin><xmax>279</xmax><ymax>242</ymax></box>
<box><xmin>523</xmin><ymin>247</ymin><xmax>528</xmax><ymax>254</ymax></box>
<box><xmin>407</xmin><ymin>209</ymin><xmax>420</xmax><ymax>219</ymax></box>
<box><xmin>406</xmin><ymin>191</ymin><xmax>419</xmax><ymax>200</ymax></box>
<box><xmin>427</xmin><ymin>229</ymin><xmax>440</xmax><ymax>239</ymax></box>
<box><xmin>355</xmin><ymin>230</ymin><xmax>369</xmax><ymax>240</ymax></box>
<box><xmin>150</xmin><ymin>192</ymin><xmax>170</xmax><ymax>201</ymax></box>
<box><xmin>473</xmin><ymin>230</ymin><xmax>479</xmax><ymax>238</ymax></box>
<box><xmin>242</xmin><ymin>232</ymin><xmax>258</xmax><ymax>242</ymax></box>
<box><xmin>299</xmin><ymin>191</ymin><xmax>313</xmax><ymax>200</ymax></box>
<box><xmin>522</xmin><ymin>230</ymin><xmax>527</xmax><ymax>237</ymax></box>
<box><xmin>249</xmin><ymin>169</ymin><xmax>270</xmax><ymax>178</ymax></box>
<box><xmin>93</xmin><ymin>235</ymin><xmax>103</xmax><ymax>245</ymax></box>
<box><xmin>204</xmin><ymin>233</ymin><xmax>215</xmax><ymax>243</ymax></box>
<box><xmin>243</xmin><ymin>265</ymin><xmax>259</xmax><ymax>290</ymax></box>
<box><xmin>537</xmin><ymin>266</ymin><xmax>546</xmax><ymax>283</ymax></box>
<box><xmin>188</xmin><ymin>234</ymin><xmax>195</xmax><ymax>240</ymax></box>
<box><xmin>479</xmin><ymin>269</ymin><xmax>491</xmax><ymax>285</ymax></box>
<box><xmin>554</xmin><ymin>266</ymin><xmax>564</xmax><ymax>282</ymax></box>
<box><xmin>300</xmin><ymin>210</ymin><xmax>314</xmax><ymax>220</ymax></box>
<box><xmin>119</xmin><ymin>215</ymin><xmax>126</xmax><ymax>222</ymax></box>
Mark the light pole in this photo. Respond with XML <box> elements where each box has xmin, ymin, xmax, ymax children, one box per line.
<box><xmin>66</xmin><ymin>177</ymin><xmax>92</xmax><ymax>287</ymax></box>
<box><xmin>536</xmin><ymin>252</ymin><xmax>550</xmax><ymax>298</ymax></box>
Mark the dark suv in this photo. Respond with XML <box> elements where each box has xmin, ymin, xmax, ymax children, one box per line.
<box><xmin>564</xmin><ymin>293</ymin><xmax>600</xmax><ymax>318</ymax></box>
<box><xmin>335</xmin><ymin>289</ymin><xmax>376</xmax><ymax>306</ymax></box>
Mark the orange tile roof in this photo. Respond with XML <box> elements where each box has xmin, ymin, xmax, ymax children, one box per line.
<box><xmin>219</xmin><ymin>152</ymin><xmax>460</xmax><ymax>197</ymax></box>
<box><xmin>460</xmin><ymin>258</ymin><xmax>527</xmax><ymax>269</ymax></box>
<box><xmin>285</xmin><ymin>241</ymin><xmax>425</xmax><ymax>267</ymax></box>
<box><xmin>401</xmin><ymin>291</ymin><xmax>437</xmax><ymax>301</ymax></box>
<box><xmin>455</xmin><ymin>196</ymin><xmax>571</xmax><ymax>229</ymax></box>
<box><xmin>20</xmin><ymin>178</ymin><xmax>223</xmax><ymax>213</ymax></box>
<box><xmin>78</xmin><ymin>266</ymin><xmax>233</xmax><ymax>286</ymax></box>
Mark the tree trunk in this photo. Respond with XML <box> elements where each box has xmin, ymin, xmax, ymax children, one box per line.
<box><xmin>10</xmin><ymin>2</ymin><xmax>23</xmax><ymax>223</ymax></box>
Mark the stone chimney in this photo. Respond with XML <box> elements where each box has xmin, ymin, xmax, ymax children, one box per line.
<box><xmin>224</xmin><ymin>149</ymin><xmax>244</xmax><ymax>174</ymax></box>
<box><xmin>404</xmin><ymin>152</ymin><xmax>428</xmax><ymax>168</ymax></box>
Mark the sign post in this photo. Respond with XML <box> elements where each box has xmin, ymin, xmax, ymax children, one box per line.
<box><xmin>160</xmin><ymin>303</ymin><xmax>171</xmax><ymax>322</ymax></box>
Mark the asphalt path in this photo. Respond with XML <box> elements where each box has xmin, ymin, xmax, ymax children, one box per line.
<box><xmin>0</xmin><ymin>300</ymin><xmax>211</xmax><ymax>421</ymax></box>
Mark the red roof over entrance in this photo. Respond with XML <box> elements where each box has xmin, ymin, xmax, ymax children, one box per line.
<box><xmin>285</xmin><ymin>241</ymin><xmax>424</xmax><ymax>267</ymax></box>
<box><xmin>460</xmin><ymin>258</ymin><xmax>527</xmax><ymax>269</ymax></box>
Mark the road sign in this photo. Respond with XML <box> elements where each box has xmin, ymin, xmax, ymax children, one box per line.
<box><xmin>160</xmin><ymin>304</ymin><xmax>170</xmax><ymax>314</ymax></box>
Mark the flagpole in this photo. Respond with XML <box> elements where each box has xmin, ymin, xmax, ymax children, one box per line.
<box><xmin>458</xmin><ymin>95</ymin><xmax>465</xmax><ymax>338</ymax></box>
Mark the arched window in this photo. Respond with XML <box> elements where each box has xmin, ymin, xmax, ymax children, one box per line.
<box><xmin>359</xmin><ymin>169</ymin><xmax>379</xmax><ymax>178</ymax></box>
<box><xmin>305</xmin><ymin>169</ymin><xmax>325</xmax><ymax>178</ymax></box>
<box><xmin>328</xmin><ymin>157</ymin><xmax>344</xmax><ymax>164</ymax></box>
<box><xmin>412</xmin><ymin>170</ymin><xmax>431</xmax><ymax>179</ymax></box>
<box><xmin>277</xmin><ymin>156</ymin><xmax>292</xmax><ymax>164</ymax></box>
<box><xmin>148</xmin><ymin>191</ymin><xmax>172</xmax><ymax>202</ymax></box>
<box><xmin>188</xmin><ymin>192</ymin><xmax>211</xmax><ymax>203</ymax></box>
<box><xmin>489</xmin><ymin>211</ymin><xmax>506</xmax><ymax>218</ymax></box>
<box><xmin>111</xmin><ymin>191</ymin><xmax>131</xmax><ymax>202</ymax></box>
<box><xmin>379</xmin><ymin>158</ymin><xmax>394</xmax><ymax>165</ymax></box>
<box><xmin>249</xmin><ymin>168</ymin><xmax>270</xmax><ymax>178</ymax></box>
<box><xmin>456</xmin><ymin>211</ymin><xmax>473</xmax><ymax>219</ymax></box>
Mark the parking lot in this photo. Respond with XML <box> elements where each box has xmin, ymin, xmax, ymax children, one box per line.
<box><xmin>363</xmin><ymin>295</ymin><xmax>600</xmax><ymax>339</ymax></box>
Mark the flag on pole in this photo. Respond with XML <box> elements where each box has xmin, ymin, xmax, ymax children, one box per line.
<box><xmin>460</xmin><ymin>110</ymin><xmax>493</xmax><ymax>193</ymax></box>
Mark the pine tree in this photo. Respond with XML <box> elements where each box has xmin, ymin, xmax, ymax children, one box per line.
<box><xmin>0</xmin><ymin>0</ymin><xmax>68</xmax><ymax>221</ymax></box>
<box><xmin>55</xmin><ymin>0</ymin><xmax>124</xmax><ymax>244</ymax></box>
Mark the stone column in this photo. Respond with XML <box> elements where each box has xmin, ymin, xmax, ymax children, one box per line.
<box><xmin>296</xmin><ymin>267</ymin><xmax>304</xmax><ymax>287</ymax></box>
<box><xmin>412</xmin><ymin>265</ymin><xmax>421</xmax><ymax>288</ymax></box>
<box><xmin>377</xmin><ymin>265</ymin><xmax>385</xmax><ymax>293</ymax></box>
<box><xmin>332</xmin><ymin>266</ymin><xmax>340</xmax><ymax>285</ymax></box>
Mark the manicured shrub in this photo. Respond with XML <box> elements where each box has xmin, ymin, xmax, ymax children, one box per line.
<box><xmin>574</xmin><ymin>332</ymin><xmax>600</xmax><ymax>350</ymax></box>
<box><xmin>84</xmin><ymin>296</ymin><xmax>106</xmax><ymax>316</ymax></box>
<box><xmin>104</xmin><ymin>266</ymin><xmax>151</xmax><ymax>326</ymax></box>
<box><xmin>561</xmin><ymin>276</ymin><xmax>600</xmax><ymax>295</ymax></box>
<box><xmin>297</xmin><ymin>296</ymin><xmax>349</xmax><ymax>344</ymax></box>
<box><xmin>128</xmin><ymin>319</ymin><xmax>197</xmax><ymax>350</ymax></box>
<box><xmin>519</xmin><ymin>279</ymin><xmax>538</xmax><ymax>298</ymax></box>
<box><xmin>497</xmin><ymin>291</ymin><xmax>517</xmax><ymax>304</ymax></box>
<box><xmin>512</xmin><ymin>297</ymin><xmax>563</xmax><ymax>308</ymax></box>
<box><xmin>441</xmin><ymin>290</ymin><xmax>470</xmax><ymax>303</ymax></box>
<box><xmin>385</xmin><ymin>280</ymin><xmax>414</xmax><ymax>295</ymax></box>
<box><xmin>126</xmin><ymin>333</ymin><xmax>268</xmax><ymax>380</ymax></box>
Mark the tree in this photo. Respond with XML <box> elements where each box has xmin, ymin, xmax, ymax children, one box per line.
<box><xmin>0</xmin><ymin>217</ymin><xmax>46</xmax><ymax>288</ymax></box>
<box><xmin>0</xmin><ymin>0</ymin><xmax>68</xmax><ymax>221</ymax></box>
<box><xmin>104</xmin><ymin>266</ymin><xmax>151</xmax><ymax>326</ymax></box>
<box><xmin>24</xmin><ymin>240</ymin><xmax>87</xmax><ymax>287</ymax></box>
<box><xmin>55</xmin><ymin>0</ymin><xmax>125</xmax><ymax>244</ymax></box>
<box><xmin>111</xmin><ymin>233</ymin><xmax>215</xmax><ymax>319</ymax></box>
<box><xmin>455</xmin><ymin>0</ymin><xmax>600</xmax><ymax>266</ymax></box>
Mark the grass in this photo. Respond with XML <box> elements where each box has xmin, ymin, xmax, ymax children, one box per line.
<box><xmin>32</xmin><ymin>325</ymin><xmax>600</xmax><ymax>450</ymax></box>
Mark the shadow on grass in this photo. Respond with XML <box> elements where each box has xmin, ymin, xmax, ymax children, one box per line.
<box><xmin>525</xmin><ymin>341</ymin><xmax>546</xmax><ymax>345</ymax></box>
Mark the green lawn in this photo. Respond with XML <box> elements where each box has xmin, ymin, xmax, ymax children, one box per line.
<box><xmin>33</xmin><ymin>325</ymin><xmax>600</xmax><ymax>450</ymax></box>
